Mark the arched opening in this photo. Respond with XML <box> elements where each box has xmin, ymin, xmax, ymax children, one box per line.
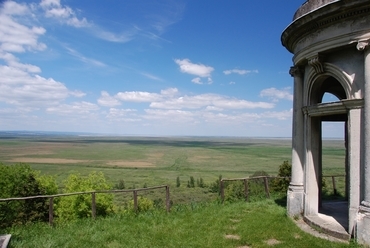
<box><xmin>308</xmin><ymin>75</ymin><xmax>349</xmax><ymax>231</ymax></box>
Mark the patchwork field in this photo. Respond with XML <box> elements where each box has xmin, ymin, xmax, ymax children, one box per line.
<box><xmin>0</xmin><ymin>134</ymin><xmax>346</xmax><ymax>203</ymax></box>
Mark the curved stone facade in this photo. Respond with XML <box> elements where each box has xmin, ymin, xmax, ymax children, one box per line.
<box><xmin>282</xmin><ymin>0</ymin><xmax>370</xmax><ymax>245</ymax></box>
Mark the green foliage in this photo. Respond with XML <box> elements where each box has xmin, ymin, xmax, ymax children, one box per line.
<box><xmin>196</xmin><ymin>177</ymin><xmax>205</xmax><ymax>188</ymax></box>
<box><xmin>224</xmin><ymin>181</ymin><xmax>245</xmax><ymax>202</ymax></box>
<box><xmin>187</xmin><ymin>176</ymin><xmax>195</xmax><ymax>188</ymax></box>
<box><xmin>248</xmin><ymin>170</ymin><xmax>270</xmax><ymax>196</ymax></box>
<box><xmin>208</xmin><ymin>175</ymin><xmax>222</xmax><ymax>194</ymax></box>
<box><xmin>0</xmin><ymin>163</ymin><xmax>58</xmax><ymax>228</ymax></box>
<box><xmin>271</xmin><ymin>160</ymin><xmax>291</xmax><ymax>193</ymax></box>
<box><xmin>128</xmin><ymin>196</ymin><xmax>154</xmax><ymax>212</ymax></box>
<box><xmin>114</xmin><ymin>179</ymin><xmax>125</xmax><ymax>189</ymax></box>
<box><xmin>56</xmin><ymin>172</ymin><xmax>114</xmax><ymax>222</ymax></box>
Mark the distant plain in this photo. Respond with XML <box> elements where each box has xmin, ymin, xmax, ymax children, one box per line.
<box><xmin>0</xmin><ymin>134</ymin><xmax>346</xmax><ymax>203</ymax></box>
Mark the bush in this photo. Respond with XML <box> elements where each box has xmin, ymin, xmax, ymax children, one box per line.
<box><xmin>208</xmin><ymin>175</ymin><xmax>222</xmax><ymax>194</ymax></box>
<box><xmin>271</xmin><ymin>160</ymin><xmax>291</xmax><ymax>193</ymax></box>
<box><xmin>56</xmin><ymin>172</ymin><xmax>114</xmax><ymax>222</ymax></box>
<box><xmin>248</xmin><ymin>171</ymin><xmax>271</xmax><ymax>196</ymax></box>
<box><xmin>127</xmin><ymin>196</ymin><xmax>154</xmax><ymax>213</ymax></box>
<box><xmin>224</xmin><ymin>181</ymin><xmax>245</xmax><ymax>202</ymax></box>
<box><xmin>0</xmin><ymin>163</ymin><xmax>58</xmax><ymax>228</ymax></box>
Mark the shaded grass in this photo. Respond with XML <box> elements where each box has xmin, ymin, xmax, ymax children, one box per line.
<box><xmin>5</xmin><ymin>199</ymin><xmax>359</xmax><ymax>248</ymax></box>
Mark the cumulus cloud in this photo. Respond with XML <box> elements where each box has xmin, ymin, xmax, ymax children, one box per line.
<box><xmin>0</xmin><ymin>2</ymin><xmax>46</xmax><ymax>53</ymax></box>
<box><xmin>46</xmin><ymin>101</ymin><xmax>99</xmax><ymax>115</ymax></box>
<box><xmin>98</xmin><ymin>91</ymin><xmax>121</xmax><ymax>107</ymax></box>
<box><xmin>0</xmin><ymin>1</ymin><xmax>85</xmax><ymax>111</ymax></box>
<box><xmin>175</xmin><ymin>58</ymin><xmax>214</xmax><ymax>78</ymax></box>
<box><xmin>39</xmin><ymin>0</ymin><xmax>89</xmax><ymax>28</ymax></box>
<box><xmin>223</xmin><ymin>69</ymin><xmax>258</xmax><ymax>75</ymax></box>
<box><xmin>115</xmin><ymin>91</ymin><xmax>162</xmax><ymax>102</ymax></box>
<box><xmin>149</xmin><ymin>93</ymin><xmax>274</xmax><ymax>110</ymax></box>
<box><xmin>0</xmin><ymin>65</ymin><xmax>69</xmax><ymax>106</ymax></box>
<box><xmin>260</xmin><ymin>87</ymin><xmax>293</xmax><ymax>102</ymax></box>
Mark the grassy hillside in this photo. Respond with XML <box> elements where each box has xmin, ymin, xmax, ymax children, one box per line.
<box><xmin>5</xmin><ymin>199</ymin><xmax>358</xmax><ymax>248</ymax></box>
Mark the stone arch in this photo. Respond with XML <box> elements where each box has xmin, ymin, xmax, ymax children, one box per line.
<box><xmin>304</xmin><ymin>63</ymin><xmax>355</xmax><ymax>106</ymax></box>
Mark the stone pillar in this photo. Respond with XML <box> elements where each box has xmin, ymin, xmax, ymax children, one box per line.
<box><xmin>348</xmin><ymin>108</ymin><xmax>361</xmax><ymax>234</ymax></box>
<box><xmin>356</xmin><ymin>40</ymin><xmax>370</xmax><ymax>245</ymax></box>
<box><xmin>287</xmin><ymin>66</ymin><xmax>305</xmax><ymax>217</ymax></box>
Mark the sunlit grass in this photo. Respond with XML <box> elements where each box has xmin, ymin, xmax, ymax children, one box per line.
<box><xmin>5</xmin><ymin>199</ymin><xmax>359</xmax><ymax>248</ymax></box>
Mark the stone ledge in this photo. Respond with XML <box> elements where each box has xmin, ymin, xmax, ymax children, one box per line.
<box><xmin>304</xmin><ymin>215</ymin><xmax>350</xmax><ymax>241</ymax></box>
<box><xmin>0</xmin><ymin>235</ymin><xmax>11</xmax><ymax>248</ymax></box>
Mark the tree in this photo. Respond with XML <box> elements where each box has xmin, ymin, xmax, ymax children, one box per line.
<box><xmin>0</xmin><ymin>163</ymin><xmax>58</xmax><ymax>228</ymax></box>
<box><xmin>271</xmin><ymin>160</ymin><xmax>291</xmax><ymax>193</ymax></box>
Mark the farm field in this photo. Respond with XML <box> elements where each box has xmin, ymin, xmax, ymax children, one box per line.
<box><xmin>0</xmin><ymin>133</ymin><xmax>346</xmax><ymax>203</ymax></box>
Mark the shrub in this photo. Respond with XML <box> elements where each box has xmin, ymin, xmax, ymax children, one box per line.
<box><xmin>208</xmin><ymin>175</ymin><xmax>222</xmax><ymax>194</ymax></box>
<box><xmin>56</xmin><ymin>172</ymin><xmax>114</xmax><ymax>222</ymax></box>
<box><xmin>271</xmin><ymin>160</ymin><xmax>291</xmax><ymax>193</ymax></box>
<box><xmin>127</xmin><ymin>196</ymin><xmax>154</xmax><ymax>212</ymax></box>
<box><xmin>248</xmin><ymin>170</ymin><xmax>271</xmax><ymax>196</ymax></box>
<box><xmin>0</xmin><ymin>163</ymin><xmax>58</xmax><ymax>228</ymax></box>
<box><xmin>224</xmin><ymin>181</ymin><xmax>245</xmax><ymax>202</ymax></box>
<box><xmin>114</xmin><ymin>179</ymin><xmax>125</xmax><ymax>189</ymax></box>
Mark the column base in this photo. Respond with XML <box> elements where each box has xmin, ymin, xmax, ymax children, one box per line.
<box><xmin>287</xmin><ymin>184</ymin><xmax>304</xmax><ymax>217</ymax></box>
<box><xmin>356</xmin><ymin>201</ymin><xmax>370</xmax><ymax>246</ymax></box>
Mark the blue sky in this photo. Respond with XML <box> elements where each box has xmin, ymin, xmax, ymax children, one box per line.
<box><xmin>0</xmin><ymin>0</ymin><xmax>343</xmax><ymax>137</ymax></box>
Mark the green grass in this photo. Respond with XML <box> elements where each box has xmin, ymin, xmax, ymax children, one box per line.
<box><xmin>4</xmin><ymin>199</ymin><xmax>359</xmax><ymax>248</ymax></box>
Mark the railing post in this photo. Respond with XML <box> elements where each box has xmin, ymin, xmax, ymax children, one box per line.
<box><xmin>133</xmin><ymin>190</ymin><xmax>138</xmax><ymax>212</ymax></box>
<box><xmin>244</xmin><ymin>179</ymin><xmax>249</xmax><ymax>202</ymax></box>
<box><xmin>49</xmin><ymin>197</ymin><xmax>54</xmax><ymax>226</ymax></box>
<box><xmin>331</xmin><ymin>176</ymin><xmax>337</xmax><ymax>195</ymax></box>
<box><xmin>220</xmin><ymin>180</ymin><xmax>225</xmax><ymax>203</ymax></box>
<box><xmin>92</xmin><ymin>192</ymin><xmax>96</xmax><ymax>219</ymax></box>
<box><xmin>263</xmin><ymin>177</ymin><xmax>270</xmax><ymax>198</ymax></box>
<box><xmin>165</xmin><ymin>186</ymin><xmax>170</xmax><ymax>212</ymax></box>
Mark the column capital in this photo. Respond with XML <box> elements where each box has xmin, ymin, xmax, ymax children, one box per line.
<box><xmin>289</xmin><ymin>66</ymin><xmax>303</xmax><ymax>77</ymax></box>
<box><xmin>357</xmin><ymin>39</ymin><xmax>370</xmax><ymax>51</ymax></box>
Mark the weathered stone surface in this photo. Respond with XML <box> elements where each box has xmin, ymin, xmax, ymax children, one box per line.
<box><xmin>293</xmin><ymin>0</ymin><xmax>337</xmax><ymax>20</ymax></box>
<box><xmin>0</xmin><ymin>235</ymin><xmax>11</xmax><ymax>248</ymax></box>
<box><xmin>282</xmin><ymin>0</ymin><xmax>370</xmax><ymax>245</ymax></box>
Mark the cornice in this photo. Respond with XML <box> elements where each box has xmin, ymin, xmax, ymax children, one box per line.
<box><xmin>282</xmin><ymin>0</ymin><xmax>370</xmax><ymax>54</ymax></box>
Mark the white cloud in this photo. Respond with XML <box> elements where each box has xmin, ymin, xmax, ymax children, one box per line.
<box><xmin>260</xmin><ymin>87</ymin><xmax>293</xmax><ymax>102</ymax></box>
<box><xmin>0</xmin><ymin>4</ymin><xmax>47</xmax><ymax>53</ymax></box>
<box><xmin>223</xmin><ymin>69</ymin><xmax>258</xmax><ymax>75</ymax></box>
<box><xmin>46</xmin><ymin>101</ymin><xmax>99</xmax><ymax>115</ymax></box>
<box><xmin>98</xmin><ymin>91</ymin><xmax>121</xmax><ymax>107</ymax></box>
<box><xmin>69</xmin><ymin>90</ymin><xmax>86</xmax><ymax>98</ymax></box>
<box><xmin>160</xmin><ymin>88</ymin><xmax>178</xmax><ymax>96</ymax></box>
<box><xmin>0</xmin><ymin>65</ymin><xmax>69</xmax><ymax>106</ymax></box>
<box><xmin>40</xmin><ymin>0</ymin><xmax>89</xmax><ymax>28</ymax></box>
<box><xmin>92</xmin><ymin>28</ymin><xmax>135</xmax><ymax>43</ymax></box>
<box><xmin>261</xmin><ymin>109</ymin><xmax>292</xmax><ymax>120</ymax></box>
<box><xmin>65</xmin><ymin>47</ymin><xmax>106</xmax><ymax>67</ymax></box>
<box><xmin>141</xmin><ymin>72</ymin><xmax>163</xmax><ymax>81</ymax></box>
<box><xmin>149</xmin><ymin>93</ymin><xmax>274</xmax><ymax>110</ymax></box>
<box><xmin>175</xmin><ymin>58</ymin><xmax>214</xmax><ymax>77</ymax></box>
<box><xmin>106</xmin><ymin>108</ymin><xmax>138</xmax><ymax>121</ymax></box>
<box><xmin>115</xmin><ymin>91</ymin><xmax>162</xmax><ymax>102</ymax></box>
<box><xmin>191</xmin><ymin>77</ymin><xmax>202</xmax><ymax>84</ymax></box>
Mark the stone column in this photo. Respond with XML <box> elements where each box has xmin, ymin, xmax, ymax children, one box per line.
<box><xmin>356</xmin><ymin>40</ymin><xmax>370</xmax><ymax>245</ymax></box>
<box><xmin>287</xmin><ymin>66</ymin><xmax>305</xmax><ymax>217</ymax></box>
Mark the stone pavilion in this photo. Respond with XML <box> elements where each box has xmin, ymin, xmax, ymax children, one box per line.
<box><xmin>282</xmin><ymin>0</ymin><xmax>370</xmax><ymax>245</ymax></box>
